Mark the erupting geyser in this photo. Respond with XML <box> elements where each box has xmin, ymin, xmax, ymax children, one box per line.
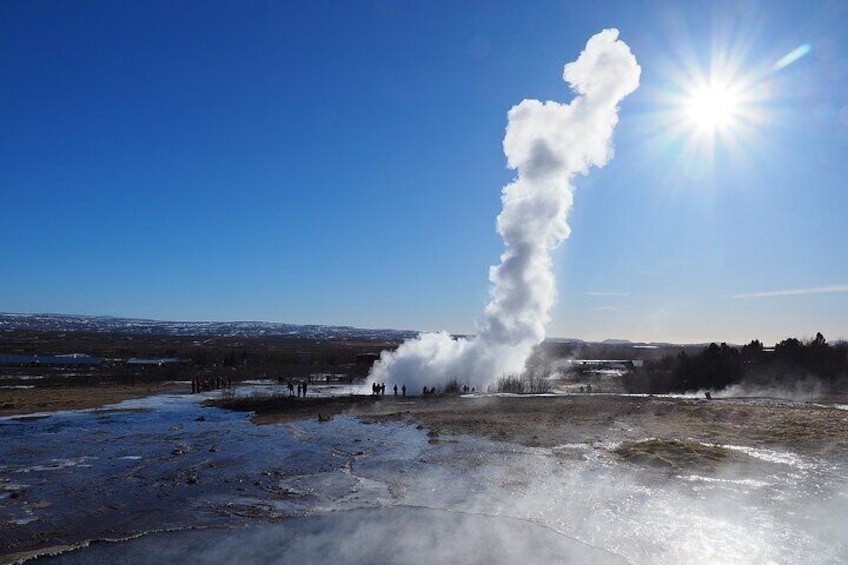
<box><xmin>370</xmin><ymin>29</ymin><xmax>640</xmax><ymax>392</ymax></box>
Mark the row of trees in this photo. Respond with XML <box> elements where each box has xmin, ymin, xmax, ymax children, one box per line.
<box><xmin>624</xmin><ymin>333</ymin><xmax>848</xmax><ymax>393</ymax></box>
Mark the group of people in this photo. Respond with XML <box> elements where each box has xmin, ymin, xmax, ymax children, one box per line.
<box><xmin>286</xmin><ymin>380</ymin><xmax>309</xmax><ymax>398</ymax></box>
<box><xmin>372</xmin><ymin>382</ymin><xmax>407</xmax><ymax>397</ymax></box>
<box><xmin>192</xmin><ymin>375</ymin><xmax>230</xmax><ymax>394</ymax></box>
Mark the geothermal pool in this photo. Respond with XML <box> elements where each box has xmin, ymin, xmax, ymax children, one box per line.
<box><xmin>1</xmin><ymin>389</ymin><xmax>846</xmax><ymax>564</ymax></box>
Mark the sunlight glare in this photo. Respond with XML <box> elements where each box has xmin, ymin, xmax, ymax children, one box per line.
<box><xmin>685</xmin><ymin>82</ymin><xmax>741</xmax><ymax>132</ymax></box>
<box><xmin>649</xmin><ymin>59</ymin><xmax>769</xmax><ymax>172</ymax></box>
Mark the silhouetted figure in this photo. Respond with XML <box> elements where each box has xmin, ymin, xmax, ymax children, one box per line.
<box><xmin>302</xmin><ymin>381</ymin><xmax>308</xmax><ymax>397</ymax></box>
<box><xmin>423</xmin><ymin>386</ymin><xmax>428</xmax><ymax>395</ymax></box>
<box><xmin>297</xmin><ymin>383</ymin><xmax>303</xmax><ymax>397</ymax></box>
<box><xmin>288</xmin><ymin>380</ymin><xmax>294</xmax><ymax>396</ymax></box>
<box><xmin>380</xmin><ymin>383</ymin><xmax>386</xmax><ymax>396</ymax></box>
<box><xmin>393</xmin><ymin>384</ymin><xmax>398</xmax><ymax>396</ymax></box>
<box><xmin>705</xmin><ymin>391</ymin><xmax>712</xmax><ymax>400</ymax></box>
<box><xmin>402</xmin><ymin>385</ymin><xmax>406</xmax><ymax>397</ymax></box>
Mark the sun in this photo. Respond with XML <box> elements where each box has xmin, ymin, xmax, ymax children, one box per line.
<box><xmin>684</xmin><ymin>81</ymin><xmax>742</xmax><ymax>132</ymax></box>
<box><xmin>648</xmin><ymin>63</ymin><xmax>768</xmax><ymax>169</ymax></box>
<box><xmin>643</xmin><ymin>25</ymin><xmax>811</xmax><ymax>180</ymax></box>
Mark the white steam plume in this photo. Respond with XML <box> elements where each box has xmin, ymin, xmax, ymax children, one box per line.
<box><xmin>370</xmin><ymin>29</ymin><xmax>640</xmax><ymax>393</ymax></box>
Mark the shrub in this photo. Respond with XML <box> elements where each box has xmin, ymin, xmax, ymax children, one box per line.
<box><xmin>491</xmin><ymin>371</ymin><xmax>552</xmax><ymax>394</ymax></box>
<box><xmin>524</xmin><ymin>368</ymin><xmax>553</xmax><ymax>393</ymax></box>
<box><xmin>493</xmin><ymin>374</ymin><xmax>525</xmax><ymax>393</ymax></box>
<box><xmin>443</xmin><ymin>377</ymin><xmax>461</xmax><ymax>395</ymax></box>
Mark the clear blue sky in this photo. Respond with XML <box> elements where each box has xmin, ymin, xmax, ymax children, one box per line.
<box><xmin>3</xmin><ymin>0</ymin><xmax>847</xmax><ymax>345</ymax></box>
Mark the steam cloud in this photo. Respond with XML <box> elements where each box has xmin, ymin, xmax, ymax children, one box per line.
<box><xmin>370</xmin><ymin>29</ymin><xmax>640</xmax><ymax>392</ymax></box>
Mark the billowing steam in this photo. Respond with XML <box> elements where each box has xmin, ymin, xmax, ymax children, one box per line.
<box><xmin>370</xmin><ymin>29</ymin><xmax>640</xmax><ymax>392</ymax></box>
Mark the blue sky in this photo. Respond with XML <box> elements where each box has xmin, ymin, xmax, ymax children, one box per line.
<box><xmin>2</xmin><ymin>0</ymin><xmax>847</xmax><ymax>344</ymax></box>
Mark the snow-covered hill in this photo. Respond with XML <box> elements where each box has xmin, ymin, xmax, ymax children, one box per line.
<box><xmin>0</xmin><ymin>313</ymin><xmax>417</xmax><ymax>342</ymax></box>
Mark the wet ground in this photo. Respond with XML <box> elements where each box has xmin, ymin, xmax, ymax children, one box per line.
<box><xmin>1</xmin><ymin>387</ymin><xmax>847</xmax><ymax>564</ymax></box>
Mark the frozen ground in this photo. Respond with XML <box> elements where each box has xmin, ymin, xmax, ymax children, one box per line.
<box><xmin>1</xmin><ymin>388</ymin><xmax>847</xmax><ymax>564</ymax></box>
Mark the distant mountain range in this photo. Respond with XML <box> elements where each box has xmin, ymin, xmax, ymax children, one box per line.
<box><xmin>0</xmin><ymin>313</ymin><xmax>698</xmax><ymax>348</ymax></box>
<box><xmin>0</xmin><ymin>313</ymin><xmax>418</xmax><ymax>342</ymax></box>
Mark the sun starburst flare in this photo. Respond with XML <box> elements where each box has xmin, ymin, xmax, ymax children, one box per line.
<box><xmin>684</xmin><ymin>81</ymin><xmax>743</xmax><ymax>132</ymax></box>
<box><xmin>643</xmin><ymin>37</ymin><xmax>786</xmax><ymax>175</ymax></box>
<box><xmin>661</xmin><ymin>67</ymin><xmax>768</xmax><ymax>167</ymax></box>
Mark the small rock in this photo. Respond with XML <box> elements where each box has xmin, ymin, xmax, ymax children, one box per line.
<box><xmin>186</xmin><ymin>475</ymin><xmax>198</xmax><ymax>485</ymax></box>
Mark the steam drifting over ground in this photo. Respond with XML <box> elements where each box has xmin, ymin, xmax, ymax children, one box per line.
<box><xmin>370</xmin><ymin>29</ymin><xmax>641</xmax><ymax>392</ymax></box>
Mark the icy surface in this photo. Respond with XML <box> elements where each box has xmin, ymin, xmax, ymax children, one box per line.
<box><xmin>0</xmin><ymin>393</ymin><xmax>845</xmax><ymax>564</ymax></box>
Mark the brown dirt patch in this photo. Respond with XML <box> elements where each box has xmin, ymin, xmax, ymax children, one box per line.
<box><xmin>613</xmin><ymin>439</ymin><xmax>745</xmax><ymax>470</ymax></box>
<box><xmin>0</xmin><ymin>383</ymin><xmax>187</xmax><ymax>417</ymax></box>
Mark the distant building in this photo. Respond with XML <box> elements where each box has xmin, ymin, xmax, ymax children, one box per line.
<box><xmin>125</xmin><ymin>358</ymin><xmax>188</xmax><ymax>367</ymax></box>
<box><xmin>0</xmin><ymin>353</ymin><xmax>103</xmax><ymax>367</ymax></box>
